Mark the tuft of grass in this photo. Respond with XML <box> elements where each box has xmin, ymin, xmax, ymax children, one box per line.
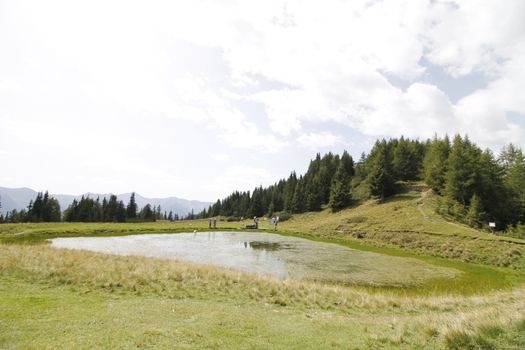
<box><xmin>347</xmin><ymin>216</ymin><xmax>367</xmax><ymax>224</ymax></box>
<box><xmin>444</xmin><ymin>330</ymin><xmax>495</xmax><ymax>350</ymax></box>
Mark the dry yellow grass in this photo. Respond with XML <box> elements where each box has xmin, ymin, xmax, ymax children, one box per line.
<box><xmin>279</xmin><ymin>191</ymin><xmax>525</xmax><ymax>269</ymax></box>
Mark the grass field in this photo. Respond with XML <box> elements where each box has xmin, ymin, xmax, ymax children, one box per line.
<box><xmin>279</xmin><ymin>191</ymin><xmax>525</xmax><ymax>270</ymax></box>
<box><xmin>1</xmin><ymin>189</ymin><xmax>525</xmax><ymax>349</ymax></box>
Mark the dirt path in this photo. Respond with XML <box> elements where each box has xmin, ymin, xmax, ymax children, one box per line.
<box><xmin>416</xmin><ymin>190</ymin><xmax>433</xmax><ymax>223</ymax></box>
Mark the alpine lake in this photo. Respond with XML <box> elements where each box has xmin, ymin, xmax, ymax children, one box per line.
<box><xmin>50</xmin><ymin>231</ymin><xmax>459</xmax><ymax>287</ymax></box>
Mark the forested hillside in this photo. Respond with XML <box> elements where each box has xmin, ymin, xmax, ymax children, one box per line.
<box><xmin>200</xmin><ymin>135</ymin><xmax>525</xmax><ymax>233</ymax></box>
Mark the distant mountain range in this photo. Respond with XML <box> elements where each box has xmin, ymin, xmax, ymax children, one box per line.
<box><xmin>0</xmin><ymin>187</ymin><xmax>211</xmax><ymax>217</ymax></box>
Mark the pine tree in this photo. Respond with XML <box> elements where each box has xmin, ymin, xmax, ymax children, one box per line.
<box><xmin>367</xmin><ymin>140</ymin><xmax>395</xmax><ymax>201</ymax></box>
<box><xmin>46</xmin><ymin>198</ymin><xmax>61</xmax><ymax>222</ymax></box>
<box><xmin>466</xmin><ymin>194</ymin><xmax>485</xmax><ymax>228</ymax></box>
<box><xmin>444</xmin><ymin>135</ymin><xmax>481</xmax><ymax>206</ymax></box>
<box><xmin>116</xmin><ymin>201</ymin><xmax>126</xmax><ymax>222</ymax></box>
<box><xmin>126</xmin><ymin>192</ymin><xmax>138</xmax><ymax>220</ymax></box>
<box><xmin>501</xmin><ymin>145</ymin><xmax>525</xmax><ymax>224</ymax></box>
<box><xmin>329</xmin><ymin>162</ymin><xmax>353</xmax><ymax>212</ymax></box>
<box><xmin>305</xmin><ymin>173</ymin><xmax>323</xmax><ymax>211</ymax></box>
<box><xmin>392</xmin><ymin>137</ymin><xmax>424</xmax><ymax>181</ymax></box>
<box><xmin>140</xmin><ymin>204</ymin><xmax>154</xmax><ymax>221</ymax></box>
<box><xmin>499</xmin><ymin>143</ymin><xmax>522</xmax><ymax>172</ymax></box>
<box><xmin>101</xmin><ymin>197</ymin><xmax>108</xmax><ymax>221</ymax></box>
<box><xmin>318</xmin><ymin>153</ymin><xmax>338</xmax><ymax>204</ymax></box>
<box><xmin>249</xmin><ymin>189</ymin><xmax>264</xmax><ymax>217</ymax></box>
<box><xmin>291</xmin><ymin>177</ymin><xmax>306</xmax><ymax>213</ymax></box>
<box><xmin>210</xmin><ymin>200</ymin><xmax>221</xmax><ymax>217</ymax></box>
<box><xmin>31</xmin><ymin>192</ymin><xmax>43</xmax><ymax>222</ymax></box>
<box><xmin>105</xmin><ymin>195</ymin><xmax>119</xmax><ymax>222</ymax></box>
<box><xmin>340</xmin><ymin>151</ymin><xmax>355</xmax><ymax>177</ymax></box>
<box><xmin>424</xmin><ymin>135</ymin><xmax>450</xmax><ymax>193</ymax></box>
<box><xmin>283</xmin><ymin>172</ymin><xmax>297</xmax><ymax>212</ymax></box>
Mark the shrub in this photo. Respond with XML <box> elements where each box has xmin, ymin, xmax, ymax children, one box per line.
<box><xmin>226</xmin><ymin>217</ymin><xmax>242</xmax><ymax>222</ymax></box>
<box><xmin>347</xmin><ymin>216</ymin><xmax>367</xmax><ymax>224</ymax></box>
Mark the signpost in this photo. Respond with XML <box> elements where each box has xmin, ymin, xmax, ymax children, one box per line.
<box><xmin>489</xmin><ymin>222</ymin><xmax>496</xmax><ymax>234</ymax></box>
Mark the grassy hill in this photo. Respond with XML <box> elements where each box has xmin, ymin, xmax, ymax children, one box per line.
<box><xmin>279</xmin><ymin>187</ymin><xmax>525</xmax><ymax>270</ymax></box>
<box><xmin>1</xmin><ymin>188</ymin><xmax>525</xmax><ymax>349</ymax></box>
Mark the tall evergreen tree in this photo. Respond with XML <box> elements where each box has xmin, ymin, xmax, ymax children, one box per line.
<box><xmin>393</xmin><ymin>137</ymin><xmax>412</xmax><ymax>180</ymax></box>
<box><xmin>305</xmin><ymin>173</ymin><xmax>323</xmax><ymax>211</ymax></box>
<box><xmin>367</xmin><ymin>140</ymin><xmax>395</xmax><ymax>201</ymax></box>
<box><xmin>340</xmin><ymin>151</ymin><xmax>355</xmax><ymax>177</ymax></box>
<box><xmin>466</xmin><ymin>194</ymin><xmax>485</xmax><ymax>228</ymax></box>
<box><xmin>283</xmin><ymin>172</ymin><xmax>297</xmax><ymax>212</ymax></box>
<box><xmin>291</xmin><ymin>176</ymin><xmax>306</xmax><ymax>213</ymax></box>
<box><xmin>116</xmin><ymin>201</ymin><xmax>126</xmax><ymax>222</ymax></box>
<box><xmin>318</xmin><ymin>153</ymin><xmax>339</xmax><ymax>204</ymax></box>
<box><xmin>249</xmin><ymin>188</ymin><xmax>265</xmax><ymax>217</ymax></box>
<box><xmin>105</xmin><ymin>195</ymin><xmax>119</xmax><ymax>222</ymax></box>
<box><xmin>126</xmin><ymin>192</ymin><xmax>138</xmax><ymax>220</ymax></box>
<box><xmin>444</xmin><ymin>135</ymin><xmax>481</xmax><ymax>206</ymax></box>
<box><xmin>501</xmin><ymin>145</ymin><xmax>525</xmax><ymax>224</ymax></box>
<box><xmin>424</xmin><ymin>135</ymin><xmax>450</xmax><ymax>193</ymax></box>
<box><xmin>329</xmin><ymin>161</ymin><xmax>353</xmax><ymax>212</ymax></box>
<box><xmin>139</xmin><ymin>204</ymin><xmax>155</xmax><ymax>221</ymax></box>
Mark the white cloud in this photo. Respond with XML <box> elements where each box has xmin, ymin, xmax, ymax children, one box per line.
<box><xmin>168</xmin><ymin>76</ymin><xmax>288</xmax><ymax>153</ymax></box>
<box><xmin>297</xmin><ymin>132</ymin><xmax>345</xmax><ymax>150</ymax></box>
<box><xmin>201</xmin><ymin>165</ymin><xmax>275</xmax><ymax>198</ymax></box>
<box><xmin>210</xmin><ymin>153</ymin><xmax>230</xmax><ymax>162</ymax></box>
<box><xmin>357</xmin><ymin>83</ymin><xmax>456</xmax><ymax>138</ymax></box>
<box><xmin>424</xmin><ymin>0</ymin><xmax>525</xmax><ymax>78</ymax></box>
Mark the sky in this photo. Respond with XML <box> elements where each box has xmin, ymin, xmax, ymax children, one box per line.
<box><xmin>1</xmin><ymin>0</ymin><xmax>525</xmax><ymax>201</ymax></box>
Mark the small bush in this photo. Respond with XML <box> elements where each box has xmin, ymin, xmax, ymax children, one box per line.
<box><xmin>226</xmin><ymin>217</ymin><xmax>242</xmax><ymax>222</ymax></box>
<box><xmin>347</xmin><ymin>216</ymin><xmax>367</xmax><ymax>224</ymax></box>
<box><xmin>503</xmin><ymin>223</ymin><xmax>525</xmax><ymax>239</ymax></box>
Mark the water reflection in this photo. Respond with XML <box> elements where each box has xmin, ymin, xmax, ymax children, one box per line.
<box><xmin>246</xmin><ymin>241</ymin><xmax>283</xmax><ymax>251</ymax></box>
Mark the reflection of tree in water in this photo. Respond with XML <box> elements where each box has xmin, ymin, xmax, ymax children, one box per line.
<box><xmin>246</xmin><ymin>241</ymin><xmax>288</xmax><ymax>251</ymax></box>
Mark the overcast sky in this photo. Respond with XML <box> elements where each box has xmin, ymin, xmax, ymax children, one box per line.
<box><xmin>1</xmin><ymin>0</ymin><xmax>525</xmax><ymax>201</ymax></box>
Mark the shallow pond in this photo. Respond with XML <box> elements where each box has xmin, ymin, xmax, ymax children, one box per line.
<box><xmin>50</xmin><ymin>231</ymin><xmax>458</xmax><ymax>286</ymax></box>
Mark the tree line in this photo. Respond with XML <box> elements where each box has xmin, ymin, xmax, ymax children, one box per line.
<box><xmin>1</xmin><ymin>135</ymin><xmax>524</xmax><ymax>233</ymax></box>
<box><xmin>197</xmin><ymin>135</ymin><xmax>525</xmax><ymax>232</ymax></box>
<box><xmin>0</xmin><ymin>191</ymin><xmax>61</xmax><ymax>223</ymax></box>
<box><xmin>0</xmin><ymin>192</ymin><xmax>180</xmax><ymax>223</ymax></box>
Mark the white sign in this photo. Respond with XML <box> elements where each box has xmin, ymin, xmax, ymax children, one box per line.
<box><xmin>489</xmin><ymin>222</ymin><xmax>496</xmax><ymax>228</ymax></box>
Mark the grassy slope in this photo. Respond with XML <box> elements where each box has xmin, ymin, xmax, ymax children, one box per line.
<box><xmin>280</xmin><ymin>190</ymin><xmax>525</xmax><ymax>269</ymax></box>
<box><xmin>1</xmin><ymin>189</ymin><xmax>525</xmax><ymax>349</ymax></box>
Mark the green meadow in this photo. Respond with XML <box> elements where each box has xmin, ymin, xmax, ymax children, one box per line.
<box><xmin>1</xmin><ymin>190</ymin><xmax>525</xmax><ymax>349</ymax></box>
